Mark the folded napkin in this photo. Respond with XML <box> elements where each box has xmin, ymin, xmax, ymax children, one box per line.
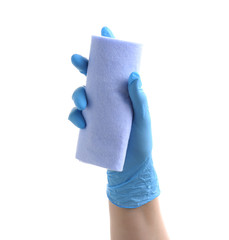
<box><xmin>76</xmin><ymin>35</ymin><xmax>142</xmax><ymax>171</ymax></box>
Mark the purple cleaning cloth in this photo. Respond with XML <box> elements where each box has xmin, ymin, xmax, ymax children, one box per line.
<box><xmin>76</xmin><ymin>36</ymin><xmax>142</xmax><ymax>171</ymax></box>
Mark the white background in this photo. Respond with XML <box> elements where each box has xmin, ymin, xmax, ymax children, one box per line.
<box><xmin>0</xmin><ymin>0</ymin><xmax>228</xmax><ymax>239</ymax></box>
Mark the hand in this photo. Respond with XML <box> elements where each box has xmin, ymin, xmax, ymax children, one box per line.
<box><xmin>69</xmin><ymin>27</ymin><xmax>160</xmax><ymax>208</ymax></box>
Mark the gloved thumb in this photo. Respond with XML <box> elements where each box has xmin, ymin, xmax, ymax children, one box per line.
<box><xmin>128</xmin><ymin>72</ymin><xmax>150</xmax><ymax>123</ymax></box>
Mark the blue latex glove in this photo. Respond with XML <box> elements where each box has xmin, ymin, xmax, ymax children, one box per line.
<box><xmin>69</xmin><ymin>27</ymin><xmax>160</xmax><ymax>208</ymax></box>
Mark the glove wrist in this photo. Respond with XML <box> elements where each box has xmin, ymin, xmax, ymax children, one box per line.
<box><xmin>106</xmin><ymin>157</ymin><xmax>160</xmax><ymax>208</ymax></box>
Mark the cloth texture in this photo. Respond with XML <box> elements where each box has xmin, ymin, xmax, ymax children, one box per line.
<box><xmin>76</xmin><ymin>36</ymin><xmax>142</xmax><ymax>171</ymax></box>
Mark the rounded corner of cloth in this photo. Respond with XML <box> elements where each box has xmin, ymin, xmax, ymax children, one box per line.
<box><xmin>107</xmin><ymin>164</ymin><xmax>124</xmax><ymax>172</ymax></box>
<box><xmin>90</xmin><ymin>35</ymin><xmax>143</xmax><ymax>56</ymax></box>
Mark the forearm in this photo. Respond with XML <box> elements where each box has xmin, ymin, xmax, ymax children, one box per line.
<box><xmin>109</xmin><ymin>197</ymin><xmax>169</xmax><ymax>240</ymax></box>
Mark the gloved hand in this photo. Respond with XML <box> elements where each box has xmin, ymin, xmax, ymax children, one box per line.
<box><xmin>69</xmin><ymin>27</ymin><xmax>160</xmax><ymax>208</ymax></box>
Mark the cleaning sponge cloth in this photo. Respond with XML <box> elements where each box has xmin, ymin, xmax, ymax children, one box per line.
<box><xmin>76</xmin><ymin>36</ymin><xmax>142</xmax><ymax>171</ymax></box>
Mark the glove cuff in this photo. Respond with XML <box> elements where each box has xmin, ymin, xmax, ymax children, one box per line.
<box><xmin>106</xmin><ymin>158</ymin><xmax>160</xmax><ymax>208</ymax></box>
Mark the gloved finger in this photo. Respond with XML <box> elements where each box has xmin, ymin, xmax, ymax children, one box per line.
<box><xmin>71</xmin><ymin>54</ymin><xmax>88</xmax><ymax>76</ymax></box>
<box><xmin>101</xmin><ymin>26</ymin><xmax>115</xmax><ymax>38</ymax></box>
<box><xmin>72</xmin><ymin>86</ymin><xmax>87</xmax><ymax>110</ymax></box>
<box><xmin>128</xmin><ymin>72</ymin><xmax>150</xmax><ymax>122</ymax></box>
<box><xmin>68</xmin><ymin>107</ymin><xmax>86</xmax><ymax>129</ymax></box>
